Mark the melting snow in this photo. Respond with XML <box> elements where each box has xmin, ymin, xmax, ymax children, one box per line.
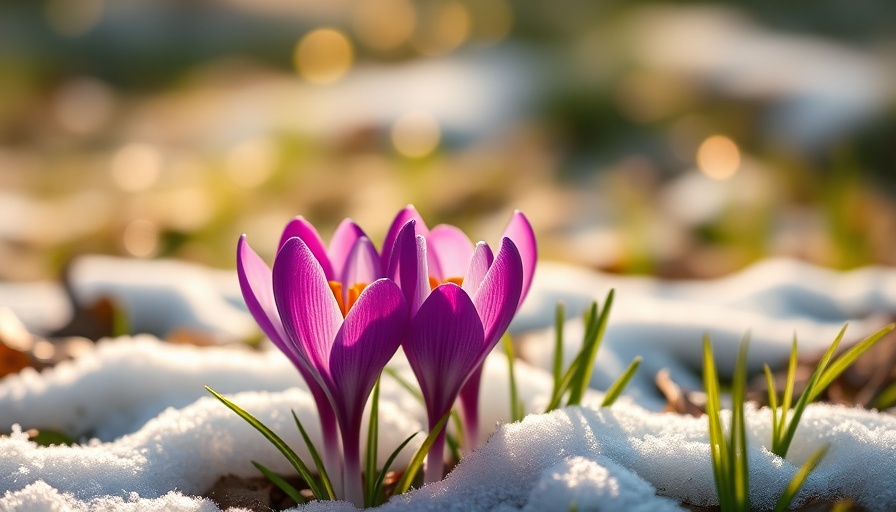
<box><xmin>2</xmin><ymin>258</ymin><xmax>896</xmax><ymax>511</ymax></box>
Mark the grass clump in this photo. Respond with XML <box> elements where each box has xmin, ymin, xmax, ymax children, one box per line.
<box><xmin>765</xmin><ymin>324</ymin><xmax>894</xmax><ymax>458</ymax></box>
<box><xmin>704</xmin><ymin>336</ymin><xmax>829</xmax><ymax>512</ymax></box>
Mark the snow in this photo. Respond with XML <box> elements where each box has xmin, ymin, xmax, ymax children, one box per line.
<box><xmin>2</xmin><ymin>257</ymin><xmax>896</xmax><ymax>511</ymax></box>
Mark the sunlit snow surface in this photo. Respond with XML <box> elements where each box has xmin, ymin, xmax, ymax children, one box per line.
<box><xmin>2</xmin><ymin>258</ymin><xmax>896</xmax><ymax>511</ymax></box>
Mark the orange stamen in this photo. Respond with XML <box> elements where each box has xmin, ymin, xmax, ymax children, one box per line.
<box><xmin>329</xmin><ymin>281</ymin><xmax>346</xmax><ymax>316</ymax></box>
<box><xmin>328</xmin><ymin>280</ymin><xmax>368</xmax><ymax>317</ymax></box>
<box><xmin>346</xmin><ymin>283</ymin><xmax>365</xmax><ymax>314</ymax></box>
<box><xmin>429</xmin><ymin>276</ymin><xmax>464</xmax><ymax>290</ymax></box>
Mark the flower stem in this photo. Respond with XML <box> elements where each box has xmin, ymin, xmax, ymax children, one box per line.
<box><xmin>342</xmin><ymin>432</ymin><xmax>364</xmax><ymax>507</ymax></box>
<box><xmin>320</xmin><ymin>408</ymin><xmax>343</xmax><ymax>498</ymax></box>
<box><xmin>423</xmin><ymin>425</ymin><xmax>447</xmax><ymax>484</ymax></box>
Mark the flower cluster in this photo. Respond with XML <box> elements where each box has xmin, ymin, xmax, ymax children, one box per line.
<box><xmin>237</xmin><ymin>205</ymin><xmax>536</xmax><ymax>505</ymax></box>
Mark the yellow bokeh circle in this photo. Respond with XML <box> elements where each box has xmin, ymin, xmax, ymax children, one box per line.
<box><xmin>294</xmin><ymin>28</ymin><xmax>354</xmax><ymax>84</ymax></box>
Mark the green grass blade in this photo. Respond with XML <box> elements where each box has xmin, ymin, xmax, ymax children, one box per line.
<box><xmin>552</xmin><ymin>301</ymin><xmax>565</xmax><ymax>399</ymax></box>
<box><xmin>545</xmin><ymin>298</ymin><xmax>610</xmax><ymax>411</ymax></box>
<box><xmin>205</xmin><ymin>386</ymin><xmax>326</xmax><ymax>499</ymax></box>
<box><xmin>567</xmin><ymin>300</ymin><xmax>603</xmax><ymax>405</ymax></box>
<box><xmin>252</xmin><ymin>461</ymin><xmax>306</xmax><ymax>505</ymax></box>
<box><xmin>731</xmin><ymin>340</ymin><xmax>750</xmax><ymax>511</ymax></box>
<box><xmin>544</xmin><ymin>330</ymin><xmax>591</xmax><ymax>412</ymax></box>
<box><xmin>545</xmin><ymin>357</ymin><xmax>579</xmax><ymax>412</ymax></box>
<box><xmin>774</xmin><ymin>324</ymin><xmax>894</xmax><ymax>458</ymax></box>
<box><xmin>444</xmin><ymin>424</ymin><xmax>461</xmax><ymax>462</ymax></box>
<box><xmin>449</xmin><ymin>410</ymin><xmax>464</xmax><ymax>457</ymax></box>
<box><xmin>394</xmin><ymin>412</ymin><xmax>451</xmax><ymax>495</ymax></box>
<box><xmin>773</xmin><ymin>445</ymin><xmax>829</xmax><ymax>512</ymax></box>
<box><xmin>763</xmin><ymin>364</ymin><xmax>780</xmax><ymax>445</ymax></box>
<box><xmin>812</xmin><ymin>324</ymin><xmax>849</xmax><ymax>381</ymax></box>
<box><xmin>703</xmin><ymin>337</ymin><xmax>731</xmax><ymax>510</ymax></box>
<box><xmin>383</xmin><ymin>368</ymin><xmax>463</xmax><ymax>455</ymax></box>
<box><xmin>568</xmin><ymin>291</ymin><xmax>614</xmax><ymax>406</ymax></box>
<box><xmin>812</xmin><ymin>324</ymin><xmax>895</xmax><ymax>400</ymax></box>
<box><xmin>365</xmin><ymin>377</ymin><xmax>381</xmax><ymax>507</ymax></box>
<box><xmin>781</xmin><ymin>336</ymin><xmax>799</xmax><ymax>415</ymax></box>
<box><xmin>290</xmin><ymin>410</ymin><xmax>335</xmax><ymax>500</ymax></box>
<box><xmin>775</xmin><ymin>325</ymin><xmax>846</xmax><ymax>457</ymax></box>
<box><xmin>873</xmin><ymin>381</ymin><xmax>896</xmax><ymax>410</ymax></box>
<box><xmin>371</xmin><ymin>432</ymin><xmax>419</xmax><ymax>506</ymax></box>
<box><xmin>600</xmin><ymin>356</ymin><xmax>641</xmax><ymax>407</ymax></box>
<box><xmin>775</xmin><ymin>379</ymin><xmax>816</xmax><ymax>458</ymax></box>
<box><xmin>502</xmin><ymin>333</ymin><xmax>524</xmax><ymax>422</ymax></box>
<box><xmin>111</xmin><ymin>301</ymin><xmax>130</xmax><ymax>337</ymax></box>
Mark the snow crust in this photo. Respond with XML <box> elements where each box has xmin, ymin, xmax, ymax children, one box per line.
<box><xmin>3</xmin><ymin>257</ymin><xmax>896</xmax><ymax>511</ymax></box>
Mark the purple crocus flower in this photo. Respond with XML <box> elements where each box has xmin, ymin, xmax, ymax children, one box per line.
<box><xmin>383</xmin><ymin>206</ymin><xmax>537</xmax><ymax>453</ymax></box>
<box><xmin>237</xmin><ymin>235</ymin><xmax>342</xmax><ymax>487</ymax></box>
<box><xmin>391</xmin><ymin>219</ymin><xmax>526</xmax><ymax>483</ymax></box>
<box><xmin>238</xmin><ymin>217</ymin><xmax>406</xmax><ymax>506</ymax></box>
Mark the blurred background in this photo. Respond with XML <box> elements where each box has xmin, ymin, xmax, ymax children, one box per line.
<box><xmin>2</xmin><ymin>0</ymin><xmax>896</xmax><ymax>282</ymax></box>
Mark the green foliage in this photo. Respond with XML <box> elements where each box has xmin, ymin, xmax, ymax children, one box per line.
<box><xmin>502</xmin><ymin>333</ymin><xmax>525</xmax><ymax>422</ymax></box>
<box><xmin>393</xmin><ymin>412</ymin><xmax>451</xmax><ymax>495</ymax></box>
<box><xmin>873</xmin><ymin>381</ymin><xmax>896</xmax><ymax>410</ymax></box>
<box><xmin>705</xmin><ymin>337</ymin><xmax>829</xmax><ymax>512</ymax></box>
<box><xmin>370</xmin><ymin>432</ymin><xmax>419</xmax><ymax>506</ymax></box>
<box><xmin>365</xmin><ymin>378</ymin><xmax>381</xmax><ymax>507</ymax></box>
<box><xmin>704</xmin><ymin>336</ymin><xmax>749</xmax><ymax>512</ymax></box>
<box><xmin>364</xmin><ymin>375</ymin><xmax>422</xmax><ymax>506</ymax></box>
<box><xmin>383</xmin><ymin>367</ymin><xmax>464</xmax><ymax>461</ymax></box>
<box><xmin>26</xmin><ymin>429</ymin><xmax>75</xmax><ymax>447</ymax></box>
<box><xmin>252</xmin><ymin>461</ymin><xmax>305</xmax><ymax>504</ymax></box>
<box><xmin>567</xmin><ymin>291</ymin><xmax>613</xmax><ymax>406</ymax></box>
<box><xmin>204</xmin><ymin>386</ymin><xmax>334</xmax><ymax>500</ymax></box>
<box><xmin>772</xmin><ymin>445</ymin><xmax>829</xmax><ymax>512</ymax></box>
<box><xmin>290</xmin><ymin>410</ymin><xmax>335</xmax><ymax>499</ymax></box>
<box><xmin>600</xmin><ymin>356</ymin><xmax>642</xmax><ymax>407</ymax></box>
<box><xmin>544</xmin><ymin>291</ymin><xmax>641</xmax><ymax>413</ymax></box>
<box><xmin>552</xmin><ymin>302</ymin><xmax>565</xmax><ymax>400</ymax></box>
<box><xmin>766</xmin><ymin>324</ymin><xmax>894</xmax><ymax>458</ymax></box>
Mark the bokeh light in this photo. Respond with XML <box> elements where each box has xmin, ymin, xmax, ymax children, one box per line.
<box><xmin>294</xmin><ymin>28</ymin><xmax>354</xmax><ymax>84</ymax></box>
<box><xmin>391</xmin><ymin>111</ymin><xmax>441</xmax><ymax>158</ymax></box>
<box><xmin>696</xmin><ymin>135</ymin><xmax>741</xmax><ymax>180</ymax></box>
<box><xmin>110</xmin><ymin>144</ymin><xmax>162</xmax><ymax>192</ymax></box>
<box><xmin>353</xmin><ymin>0</ymin><xmax>416</xmax><ymax>52</ymax></box>
<box><xmin>413</xmin><ymin>1</ymin><xmax>471</xmax><ymax>57</ymax></box>
<box><xmin>121</xmin><ymin>219</ymin><xmax>160</xmax><ymax>258</ymax></box>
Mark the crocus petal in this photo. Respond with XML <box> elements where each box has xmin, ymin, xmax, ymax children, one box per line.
<box><xmin>405</xmin><ymin>283</ymin><xmax>485</xmax><ymax>421</ymax></box>
<box><xmin>387</xmin><ymin>220</ymin><xmax>430</xmax><ymax>315</ymax></box>
<box><xmin>327</xmin><ymin>279</ymin><xmax>407</xmax><ymax>435</ymax></box>
<box><xmin>237</xmin><ymin>235</ymin><xmax>290</xmax><ymax>349</ymax></box>
<box><xmin>238</xmin><ymin>235</ymin><xmax>340</xmax><ymax>463</ymax></box>
<box><xmin>278</xmin><ymin>216</ymin><xmax>335</xmax><ymax>281</ymax></box>
<box><xmin>328</xmin><ymin>219</ymin><xmax>368</xmax><ymax>282</ymax></box>
<box><xmin>472</xmin><ymin>237</ymin><xmax>523</xmax><ymax>349</ymax></box>
<box><xmin>342</xmin><ymin>236</ymin><xmax>382</xmax><ymax>288</ymax></box>
<box><xmin>427</xmin><ymin>224</ymin><xmax>475</xmax><ymax>281</ymax></box>
<box><xmin>381</xmin><ymin>205</ymin><xmax>429</xmax><ymax>269</ymax></box>
<box><xmin>273</xmin><ymin>237</ymin><xmax>343</xmax><ymax>378</ymax></box>
<box><xmin>461</xmin><ymin>241</ymin><xmax>494</xmax><ymax>299</ymax></box>
<box><xmin>500</xmin><ymin>210</ymin><xmax>537</xmax><ymax>307</ymax></box>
